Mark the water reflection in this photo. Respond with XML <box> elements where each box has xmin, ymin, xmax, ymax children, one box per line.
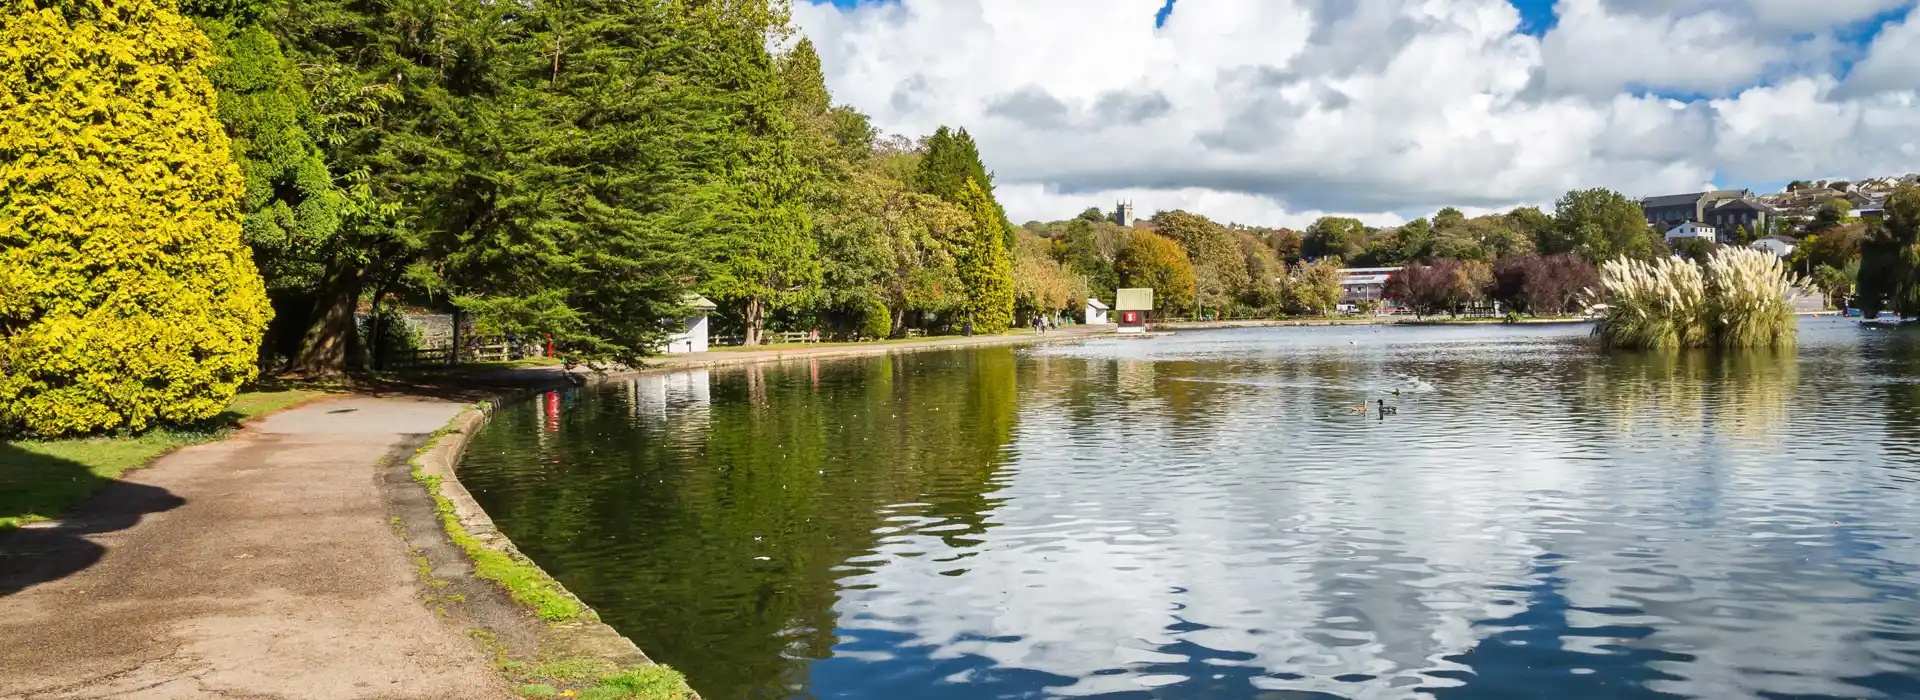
<box><xmin>460</xmin><ymin>320</ymin><xmax>1920</xmax><ymax>699</ymax></box>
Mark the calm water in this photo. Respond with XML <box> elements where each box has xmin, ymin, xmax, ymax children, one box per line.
<box><xmin>460</xmin><ymin>319</ymin><xmax>1920</xmax><ymax>700</ymax></box>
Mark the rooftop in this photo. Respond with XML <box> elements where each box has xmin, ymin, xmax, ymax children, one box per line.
<box><xmin>1643</xmin><ymin>192</ymin><xmax>1707</xmax><ymax>208</ymax></box>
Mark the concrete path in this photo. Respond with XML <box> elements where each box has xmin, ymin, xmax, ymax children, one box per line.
<box><xmin>0</xmin><ymin>396</ymin><xmax>509</xmax><ymax>700</ymax></box>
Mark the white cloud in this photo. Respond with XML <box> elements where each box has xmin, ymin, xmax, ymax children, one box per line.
<box><xmin>1845</xmin><ymin>11</ymin><xmax>1920</xmax><ymax>94</ymax></box>
<box><xmin>792</xmin><ymin>0</ymin><xmax>1920</xmax><ymax>227</ymax></box>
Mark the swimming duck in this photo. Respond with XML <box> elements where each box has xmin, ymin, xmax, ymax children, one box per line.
<box><xmin>1377</xmin><ymin>399</ymin><xmax>1397</xmax><ymax>416</ymax></box>
<box><xmin>1348</xmin><ymin>405</ymin><xmax>1369</xmax><ymax>415</ymax></box>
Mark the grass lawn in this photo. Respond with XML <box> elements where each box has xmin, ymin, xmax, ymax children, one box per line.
<box><xmin>0</xmin><ymin>388</ymin><xmax>330</xmax><ymax>531</ymax></box>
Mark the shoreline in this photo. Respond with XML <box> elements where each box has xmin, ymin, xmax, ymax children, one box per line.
<box><xmin>413</xmin><ymin>323</ymin><xmax>1118</xmax><ymax>698</ymax></box>
<box><xmin>1152</xmin><ymin>316</ymin><xmax>1593</xmax><ymax>330</ymax></box>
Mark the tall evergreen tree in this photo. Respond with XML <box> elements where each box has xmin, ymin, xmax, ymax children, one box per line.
<box><xmin>916</xmin><ymin>126</ymin><xmax>1013</xmax><ymax>247</ymax></box>
<box><xmin>954</xmin><ymin>180</ymin><xmax>1015</xmax><ymax>332</ymax></box>
<box><xmin>778</xmin><ymin>37</ymin><xmax>830</xmax><ymax>117</ymax></box>
<box><xmin>185</xmin><ymin>0</ymin><xmax>344</xmax><ymax>366</ymax></box>
<box><xmin>686</xmin><ymin>1</ymin><xmax>819</xmax><ymax>346</ymax></box>
<box><xmin>271</xmin><ymin>0</ymin><xmax>482</xmax><ymax>372</ymax></box>
<box><xmin>433</xmin><ymin>0</ymin><xmax>723</xmax><ymax>365</ymax></box>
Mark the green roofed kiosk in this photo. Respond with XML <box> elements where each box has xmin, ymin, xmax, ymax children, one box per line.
<box><xmin>1115</xmin><ymin>288</ymin><xmax>1154</xmax><ymax>334</ymax></box>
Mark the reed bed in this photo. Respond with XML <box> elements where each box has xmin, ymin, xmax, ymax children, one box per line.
<box><xmin>1592</xmin><ymin>248</ymin><xmax>1803</xmax><ymax>350</ymax></box>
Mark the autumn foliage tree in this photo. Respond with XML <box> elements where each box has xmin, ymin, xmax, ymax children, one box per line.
<box><xmin>1151</xmin><ymin>210</ymin><xmax>1250</xmax><ymax>313</ymax></box>
<box><xmin>1387</xmin><ymin>259</ymin><xmax>1490</xmax><ymax>317</ymax></box>
<box><xmin>1284</xmin><ymin>259</ymin><xmax>1344</xmax><ymax>315</ymax></box>
<box><xmin>1491</xmin><ymin>253</ymin><xmax>1598</xmax><ymax>316</ymax></box>
<box><xmin>1012</xmin><ymin>230</ymin><xmax>1088</xmax><ymax>318</ymax></box>
<box><xmin>1</xmin><ymin>0</ymin><xmax>272</xmax><ymax>435</ymax></box>
<box><xmin>1115</xmin><ymin>231</ymin><xmax>1196</xmax><ymax>313</ymax></box>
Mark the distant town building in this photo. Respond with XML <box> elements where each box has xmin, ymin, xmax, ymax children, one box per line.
<box><xmin>1664</xmin><ymin>221</ymin><xmax>1717</xmax><ymax>241</ymax></box>
<box><xmin>1751</xmin><ymin>235</ymin><xmax>1798</xmax><ymax>258</ymax></box>
<box><xmin>1641</xmin><ymin>189</ymin><xmax>1775</xmax><ymax>242</ymax></box>
<box><xmin>1336</xmin><ymin>267</ymin><xmax>1401</xmax><ymax>305</ymax></box>
<box><xmin>1112</xmin><ymin>200</ymin><xmax>1136</xmax><ymax>227</ymax></box>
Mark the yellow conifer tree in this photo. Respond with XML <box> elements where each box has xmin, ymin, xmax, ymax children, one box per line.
<box><xmin>1</xmin><ymin>0</ymin><xmax>272</xmax><ymax>435</ymax></box>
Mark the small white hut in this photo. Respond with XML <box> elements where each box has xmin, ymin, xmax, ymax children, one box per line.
<box><xmin>1085</xmin><ymin>297</ymin><xmax>1111</xmax><ymax>325</ymax></box>
<box><xmin>664</xmin><ymin>293</ymin><xmax>718</xmax><ymax>354</ymax></box>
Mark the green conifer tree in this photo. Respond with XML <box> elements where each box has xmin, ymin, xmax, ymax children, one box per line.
<box><xmin>684</xmin><ymin>2</ymin><xmax>820</xmax><ymax>345</ymax></box>
<box><xmin>186</xmin><ymin>1</ymin><xmax>344</xmax><ymax>365</ymax></box>
<box><xmin>1</xmin><ymin>0</ymin><xmax>272</xmax><ymax>435</ymax></box>
<box><xmin>955</xmin><ymin>179</ymin><xmax>1015</xmax><ymax>332</ymax></box>
<box><xmin>916</xmin><ymin>126</ymin><xmax>1014</xmax><ymax>247</ymax></box>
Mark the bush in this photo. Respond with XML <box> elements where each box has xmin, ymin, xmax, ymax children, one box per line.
<box><xmin>861</xmin><ymin>300</ymin><xmax>891</xmax><ymax>340</ymax></box>
<box><xmin>359</xmin><ymin>306</ymin><xmax>423</xmax><ymax>369</ymax></box>
<box><xmin>0</xmin><ymin>0</ymin><xmax>272</xmax><ymax>436</ymax></box>
<box><xmin>1592</xmin><ymin>249</ymin><xmax>1801</xmax><ymax>350</ymax></box>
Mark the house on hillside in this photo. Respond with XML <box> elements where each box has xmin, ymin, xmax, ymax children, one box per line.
<box><xmin>1336</xmin><ymin>267</ymin><xmax>1400</xmax><ymax>305</ymax></box>
<box><xmin>1643</xmin><ymin>189</ymin><xmax>1745</xmax><ymax>229</ymax></box>
<box><xmin>1642</xmin><ymin>189</ymin><xmax>1775</xmax><ymax>241</ymax></box>
<box><xmin>1705</xmin><ymin>198</ymin><xmax>1775</xmax><ymax>237</ymax></box>
<box><xmin>1664</xmin><ymin>221</ymin><xmax>1717</xmax><ymax>241</ymax></box>
<box><xmin>1751</xmin><ymin>235</ymin><xmax>1798</xmax><ymax>258</ymax></box>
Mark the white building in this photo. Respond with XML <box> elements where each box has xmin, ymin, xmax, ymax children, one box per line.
<box><xmin>1085</xmin><ymin>297</ymin><xmax>1111</xmax><ymax>325</ymax></box>
<box><xmin>663</xmin><ymin>293</ymin><xmax>717</xmax><ymax>354</ymax></box>
<box><xmin>1751</xmin><ymin>235</ymin><xmax>1798</xmax><ymax>258</ymax></box>
<box><xmin>1665</xmin><ymin>221</ymin><xmax>1717</xmax><ymax>241</ymax></box>
<box><xmin>1335</xmin><ymin>267</ymin><xmax>1401</xmax><ymax>305</ymax></box>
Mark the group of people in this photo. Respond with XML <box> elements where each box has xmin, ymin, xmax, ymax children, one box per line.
<box><xmin>1029</xmin><ymin>314</ymin><xmax>1054</xmax><ymax>334</ymax></box>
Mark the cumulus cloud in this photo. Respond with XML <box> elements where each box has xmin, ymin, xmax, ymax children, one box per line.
<box><xmin>792</xmin><ymin>0</ymin><xmax>1920</xmax><ymax>228</ymax></box>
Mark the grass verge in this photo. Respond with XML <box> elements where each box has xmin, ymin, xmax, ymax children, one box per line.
<box><xmin>0</xmin><ymin>388</ymin><xmax>330</xmax><ymax>530</ymax></box>
<box><xmin>407</xmin><ymin>405</ymin><xmax>697</xmax><ymax>699</ymax></box>
<box><xmin>407</xmin><ymin>417</ymin><xmax>585</xmax><ymax>622</ymax></box>
<box><xmin>505</xmin><ymin>657</ymin><xmax>694</xmax><ymax>699</ymax></box>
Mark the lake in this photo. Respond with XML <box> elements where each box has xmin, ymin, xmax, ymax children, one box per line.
<box><xmin>458</xmin><ymin>319</ymin><xmax>1920</xmax><ymax>699</ymax></box>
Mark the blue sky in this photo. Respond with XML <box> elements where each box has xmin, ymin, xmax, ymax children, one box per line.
<box><xmin>816</xmin><ymin>0</ymin><xmax>1904</xmax><ymax>45</ymax></box>
<box><xmin>796</xmin><ymin>0</ymin><xmax>1920</xmax><ymax>224</ymax></box>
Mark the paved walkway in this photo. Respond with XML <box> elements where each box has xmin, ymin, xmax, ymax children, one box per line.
<box><xmin>0</xmin><ymin>396</ymin><xmax>508</xmax><ymax>700</ymax></box>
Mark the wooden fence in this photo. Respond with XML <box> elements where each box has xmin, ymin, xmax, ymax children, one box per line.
<box><xmin>381</xmin><ymin>342</ymin><xmax>528</xmax><ymax>369</ymax></box>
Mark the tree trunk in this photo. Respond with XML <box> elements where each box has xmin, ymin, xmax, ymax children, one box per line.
<box><xmin>292</xmin><ymin>260</ymin><xmax>364</xmax><ymax>376</ymax></box>
<box><xmin>743</xmin><ymin>297</ymin><xmax>764</xmax><ymax>346</ymax></box>
<box><xmin>891</xmin><ymin>304</ymin><xmax>907</xmax><ymax>339</ymax></box>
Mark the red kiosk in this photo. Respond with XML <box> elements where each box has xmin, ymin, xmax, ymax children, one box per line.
<box><xmin>1115</xmin><ymin>288</ymin><xmax>1154</xmax><ymax>334</ymax></box>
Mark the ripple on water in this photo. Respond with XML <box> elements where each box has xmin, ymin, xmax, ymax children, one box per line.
<box><xmin>456</xmin><ymin>320</ymin><xmax>1920</xmax><ymax>700</ymax></box>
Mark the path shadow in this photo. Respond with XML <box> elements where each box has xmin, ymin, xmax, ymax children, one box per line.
<box><xmin>252</xmin><ymin>365</ymin><xmax>581</xmax><ymax>405</ymax></box>
<box><xmin>0</xmin><ymin>443</ymin><xmax>185</xmax><ymax>597</ymax></box>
